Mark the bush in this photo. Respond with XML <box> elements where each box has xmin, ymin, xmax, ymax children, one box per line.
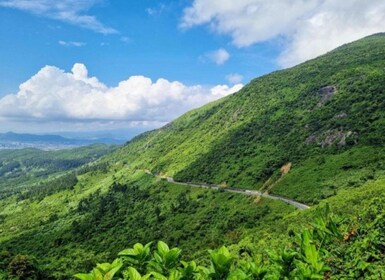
<box><xmin>7</xmin><ymin>255</ymin><xmax>40</xmax><ymax>280</ymax></box>
<box><xmin>75</xmin><ymin>205</ymin><xmax>342</xmax><ymax>279</ymax></box>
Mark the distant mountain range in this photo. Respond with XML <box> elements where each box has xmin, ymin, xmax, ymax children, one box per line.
<box><xmin>2</xmin><ymin>34</ymin><xmax>385</xmax><ymax>279</ymax></box>
<box><xmin>0</xmin><ymin>131</ymin><xmax>125</xmax><ymax>150</ymax></box>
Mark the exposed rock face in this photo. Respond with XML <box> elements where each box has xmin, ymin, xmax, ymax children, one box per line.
<box><xmin>232</xmin><ymin>109</ymin><xmax>241</xmax><ymax>121</ymax></box>
<box><xmin>306</xmin><ymin>129</ymin><xmax>358</xmax><ymax>148</ymax></box>
<box><xmin>317</xmin><ymin>86</ymin><xmax>337</xmax><ymax>106</ymax></box>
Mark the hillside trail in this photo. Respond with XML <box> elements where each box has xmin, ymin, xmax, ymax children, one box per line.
<box><xmin>142</xmin><ymin>168</ymin><xmax>309</xmax><ymax>210</ymax></box>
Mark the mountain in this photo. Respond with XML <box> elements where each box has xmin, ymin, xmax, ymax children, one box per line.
<box><xmin>57</xmin><ymin>128</ymin><xmax>150</xmax><ymax>143</ymax></box>
<box><xmin>1</xmin><ymin>34</ymin><xmax>385</xmax><ymax>279</ymax></box>
<box><xmin>116</xmin><ymin>33</ymin><xmax>385</xmax><ymax>203</ymax></box>
<box><xmin>0</xmin><ymin>132</ymin><xmax>125</xmax><ymax>150</ymax></box>
<box><xmin>0</xmin><ymin>144</ymin><xmax>116</xmax><ymax>198</ymax></box>
<box><xmin>0</xmin><ymin>132</ymin><xmax>72</xmax><ymax>143</ymax></box>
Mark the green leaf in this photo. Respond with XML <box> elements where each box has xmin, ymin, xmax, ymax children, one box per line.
<box><xmin>104</xmin><ymin>259</ymin><xmax>123</xmax><ymax>280</ymax></box>
<box><xmin>119</xmin><ymin>248</ymin><xmax>137</xmax><ymax>256</ymax></box>
<box><xmin>150</xmin><ymin>271</ymin><xmax>168</xmax><ymax>280</ymax></box>
<box><xmin>158</xmin><ymin>241</ymin><xmax>170</xmax><ymax>255</ymax></box>
<box><xmin>74</xmin><ymin>273</ymin><xmax>94</xmax><ymax>280</ymax></box>
<box><xmin>127</xmin><ymin>267</ymin><xmax>143</xmax><ymax>280</ymax></box>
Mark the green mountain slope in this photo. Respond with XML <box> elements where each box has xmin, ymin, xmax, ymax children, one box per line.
<box><xmin>114</xmin><ymin>33</ymin><xmax>385</xmax><ymax>203</ymax></box>
<box><xmin>2</xmin><ymin>34</ymin><xmax>385</xmax><ymax>279</ymax></box>
<box><xmin>0</xmin><ymin>145</ymin><xmax>115</xmax><ymax>198</ymax></box>
<box><xmin>0</xmin><ymin>166</ymin><xmax>296</xmax><ymax>279</ymax></box>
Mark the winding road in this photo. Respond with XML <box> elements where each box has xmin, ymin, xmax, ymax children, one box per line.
<box><xmin>144</xmin><ymin>170</ymin><xmax>310</xmax><ymax>210</ymax></box>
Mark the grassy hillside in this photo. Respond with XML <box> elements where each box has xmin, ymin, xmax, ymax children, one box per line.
<box><xmin>0</xmin><ymin>144</ymin><xmax>115</xmax><ymax>198</ymax></box>
<box><xmin>3</xmin><ymin>163</ymin><xmax>385</xmax><ymax>278</ymax></box>
<box><xmin>1</xmin><ymin>34</ymin><xmax>385</xmax><ymax>279</ymax></box>
<box><xmin>114</xmin><ymin>34</ymin><xmax>385</xmax><ymax>203</ymax></box>
<box><xmin>0</xmin><ymin>165</ymin><xmax>295</xmax><ymax>279</ymax></box>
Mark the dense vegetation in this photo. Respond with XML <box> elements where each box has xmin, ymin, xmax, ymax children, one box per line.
<box><xmin>115</xmin><ymin>34</ymin><xmax>385</xmax><ymax>203</ymax></box>
<box><xmin>0</xmin><ymin>168</ymin><xmax>295</xmax><ymax>279</ymax></box>
<box><xmin>1</xmin><ymin>34</ymin><xmax>385</xmax><ymax>279</ymax></box>
<box><xmin>0</xmin><ymin>144</ymin><xmax>115</xmax><ymax>198</ymax></box>
<box><xmin>73</xmin><ymin>198</ymin><xmax>385</xmax><ymax>280</ymax></box>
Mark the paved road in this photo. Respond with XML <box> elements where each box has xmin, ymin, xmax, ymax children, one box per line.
<box><xmin>162</xmin><ymin>176</ymin><xmax>310</xmax><ymax>210</ymax></box>
<box><xmin>143</xmin><ymin>170</ymin><xmax>309</xmax><ymax>210</ymax></box>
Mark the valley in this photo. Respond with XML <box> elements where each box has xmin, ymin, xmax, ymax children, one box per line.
<box><xmin>1</xmin><ymin>34</ymin><xmax>385</xmax><ymax>279</ymax></box>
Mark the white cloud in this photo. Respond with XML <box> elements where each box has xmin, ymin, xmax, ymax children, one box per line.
<box><xmin>226</xmin><ymin>73</ymin><xmax>243</xmax><ymax>84</ymax></box>
<box><xmin>181</xmin><ymin>0</ymin><xmax>385</xmax><ymax>67</ymax></box>
<box><xmin>210</xmin><ymin>84</ymin><xmax>243</xmax><ymax>97</ymax></box>
<box><xmin>205</xmin><ymin>48</ymin><xmax>230</xmax><ymax>65</ymax></box>
<box><xmin>146</xmin><ymin>3</ymin><xmax>166</xmax><ymax>16</ymax></box>
<box><xmin>0</xmin><ymin>64</ymin><xmax>243</xmax><ymax>124</ymax></box>
<box><xmin>58</xmin><ymin>40</ymin><xmax>86</xmax><ymax>47</ymax></box>
<box><xmin>0</xmin><ymin>0</ymin><xmax>117</xmax><ymax>34</ymax></box>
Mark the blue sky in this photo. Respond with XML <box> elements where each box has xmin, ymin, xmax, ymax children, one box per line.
<box><xmin>0</xmin><ymin>0</ymin><xmax>279</xmax><ymax>94</ymax></box>
<box><xmin>0</xmin><ymin>0</ymin><xmax>384</xmax><ymax>136</ymax></box>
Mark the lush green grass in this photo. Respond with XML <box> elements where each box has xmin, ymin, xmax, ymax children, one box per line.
<box><xmin>3</xmin><ymin>163</ymin><xmax>385</xmax><ymax>278</ymax></box>
<box><xmin>0</xmin><ymin>167</ymin><xmax>296</xmax><ymax>279</ymax></box>
<box><xmin>271</xmin><ymin>145</ymin><xmax>385</xmax><ymax>203</ymax></box>
<box><xmin>0</xmin><ymin>168</ymin><xmax>114</xmax><ymax>243</ymax></box>
<box><xmin>3</xmin><ymin>164</ymin><xmax>385</xmax><ymax>279</ymax></box>
<box><xmin>0</xmin><ymin>144</ymin><xmax>115</xmax><ymax>198</ymax></box>
<box><xmin>2</xmin><ymin>34</ymin><xmax>385</xmax><ymax>279</ymax></box>
<box><xmin>109</xmin><ymin>34</ymin><xmax>385</xmax><ymax>203</ymax></box>
<box><xmin>72</xmin><ymin>194</ymin><xmax>385</xmax><ymax>280</ymax></box>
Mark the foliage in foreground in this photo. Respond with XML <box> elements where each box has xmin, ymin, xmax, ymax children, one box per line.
<box><xmin>0</xmin><ymin>173</ymin><xmax>293</xmax><ymax>279</ymax></box>
<box><xmin>76</xmin><ymin>200</ymin><xmax>385</xmax><ymax>280</ymax></box>
<box><xmin>2</xmin><ymin>197</ymin><xmax>385</xmax><ymax>279</ymax></box>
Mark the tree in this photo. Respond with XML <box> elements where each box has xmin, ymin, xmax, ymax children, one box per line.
<box><xmin>8</xmin><ymin>255</ymin><xmax>40</xmax><ymax>280</ymax></box>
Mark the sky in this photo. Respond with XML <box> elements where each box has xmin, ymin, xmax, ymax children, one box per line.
<box><xmin>0</xmin><ymin>0</ymin><xmax>384</xmax><ymax>136</ymax></box>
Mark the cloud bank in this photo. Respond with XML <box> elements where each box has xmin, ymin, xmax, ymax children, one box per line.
<box><xmin>0</xmin><ymin>0</ymin><xmax>117</xmax><ymax>34</ymax></box>
<box><xmin>0</xmin><ymin>64</ymin><xmax>243</xmax><ymax>124</ymax></box>
<box><xmin>181</xmin><ymin>0</ymin><xmax>385</xmax><ymax>67</ymax></box>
